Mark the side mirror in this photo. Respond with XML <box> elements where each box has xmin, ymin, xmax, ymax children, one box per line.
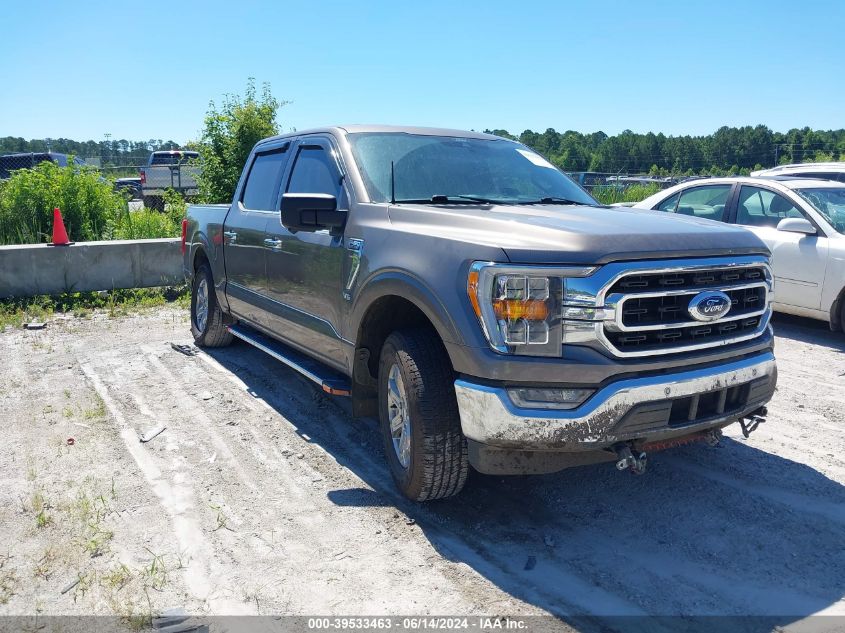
<box><xmin>776</xmin><ymin>217</ymin><xmax>816</xmax><ymax>235</ymax></box>
<box><xmin>280</xmin><ymin>193</ymin><xmax>345</xmax><ymax>232</ymax></box>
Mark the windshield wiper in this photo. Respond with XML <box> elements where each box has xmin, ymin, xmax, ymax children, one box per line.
<box><xmin>522</xmin><ymin>197</ymin><xmax>592</xmax><ymax>206</ymax></box>
<box><xmin>444</xmin><ymin>195</ymin><xmax>511</xmax><ymax>205</ymax></box>
<box><xmin>393</xmin><ymin>195</ymin><xmax>511</xmax><ymax>205</ymax></box>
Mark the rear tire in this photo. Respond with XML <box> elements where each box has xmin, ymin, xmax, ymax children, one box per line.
<box><xmin>378</xmin><ymin>329</ymin><xmax>468</xmax><ymax>501</ymax></box>
<box><xmin>840</xmin><ymin>296</ymin><xmax>845</xmax><ymax>334</ymax></box>
<box><xmin>191</xmin><ymin>263</ymin><xmax>233</xmax><ymax>348</ymax></box>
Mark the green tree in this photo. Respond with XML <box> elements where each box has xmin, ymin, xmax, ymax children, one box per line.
<box><xmin>195</xmin><ymin>79</ymin><xmax>285</xmax><ymax>203</ymax></box>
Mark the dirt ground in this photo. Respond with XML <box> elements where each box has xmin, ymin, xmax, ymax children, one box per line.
<box><xmin>0</xmin><ymin>307</ymin><xmax>843</xmax><ymax>630</ymax></box>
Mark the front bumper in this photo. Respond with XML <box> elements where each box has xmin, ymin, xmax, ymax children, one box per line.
<box><xmin>454</xmin><ymin>351</ymin><xmax>776</xmax><ymax>451</ymax></box>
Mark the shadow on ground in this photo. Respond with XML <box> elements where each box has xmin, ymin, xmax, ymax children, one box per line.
<box><xmin>207</xmin><ymin>342</ymin><xmax>845</xmax><ymax>633</ymax></box>
<box><xmin>771</xmin><ymin>312</ymin><xmax>845</xmax><ymax>351</ymax></box>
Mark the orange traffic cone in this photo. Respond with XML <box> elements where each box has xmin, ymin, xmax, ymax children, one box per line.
<box><xmin>51</xmin><ymin>207</ymin><xmax>72</xmax><ymax>246</ymax></box>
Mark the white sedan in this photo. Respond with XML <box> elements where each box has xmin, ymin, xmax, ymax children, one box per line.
<box><xmin>633</xmin><ymin>177</ymin><xmax>845</xmax><ymax>331</ymax></box>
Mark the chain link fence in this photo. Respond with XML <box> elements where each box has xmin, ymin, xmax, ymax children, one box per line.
<box><xmin>0</xmin><ymin>150</ymin><xmax>194</xmax><ymax>201</ymax></box>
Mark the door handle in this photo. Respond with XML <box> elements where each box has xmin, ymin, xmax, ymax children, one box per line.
<box><xmin>223</xmin><ymin>230</ymin><xmax>238</xmax><ymax>244</ymax></box>
<box><xmin>263</xmin><ymin>237</ymin><xmax>283</xmax><ymax>251</ymax></box>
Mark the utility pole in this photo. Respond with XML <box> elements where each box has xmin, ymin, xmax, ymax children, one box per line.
<box><xmin>103</xmin><ymin>133</ymin><xmax>111</xmax><ymax>167</ymax></box>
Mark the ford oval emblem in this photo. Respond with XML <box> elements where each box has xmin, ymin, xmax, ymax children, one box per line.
<box><xmin>688</xmin><ymin>291</ymin><xmax>732</xmax><ymax>322</ymax></box>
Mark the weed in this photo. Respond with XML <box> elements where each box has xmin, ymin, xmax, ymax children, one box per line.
<box><xmin>174</xmin><ymin>550</ymin><xmax>188</xmax><ymax>570</ymax></box>
<box><xmin>70</xmin><ymin>489</ymin><xmax>114</xmax><ymax>557</ymax></box>
<box><xmin>0</xmin><ymin>567</ymin><xmax>18</xmax><ymax>605</ymax></box>
<box><xmin>591</xmin><ymin>183</ymin><xmax>661</xmax><ymax>205</ymax></box>
<box><xmin>0</xmin><ymin>285</ymin><xmax>189</xmax><ymax>330</ymax></box>
<box><xmin>72</xmin><ymin>571</ymin><xmax>94</xmax><ymax>602</ymax></box>
<box><xmin>102</xmin><ymin>563</ymin><xmax>132</xmax><ymax>591</ymax></box>
<box><xmin>35</xmin><ymin>511</ymin><xmax>52</xmax><ymax>529</ymax></box>
<box><xmin>141</xmin><ymin>549</ymin><xmax>168</xmax><ymax>591</ymax></box>
<box><xmin>31</xmin><ymin>490</ymin><xmax>53</xmax><ymax>528</ymax></box>
<box><xmin>85</xmin><ymin>527</ymin><xmax>114</xmax><ymax>557</ymax></box>
<box><xmin>63</xmin><ymin>389</ymin><xmax>71</xmax><ymax>399</ymax></box>
<box><xmin>120</xmin><ymin>588</ymin><xmax>154</xmax><ymax>631</ymax></box>
<box><xmin>210</xmin><ymin>504</ymin><xmax>235</xmax><ymax>532</ymax></box>
<box><xmin>31</xmin><ymin>339</ymin><xmax>53</xmax><ymax>353</ymax></box>
<box><xmin>62</xmin><ymin>406</ymin><xmax>74</xmax><ymax>418</ymax></box>
<box><xmin>83</xmin><ymin>395</ymin><xmax>106</xmax><ymax>420</ymax></box>
<box><xmin>32</xmin><ymin>547</ymin><xmax>57</xmax><ymax>580</ymax></box>
<box><xmin>0</xmin><ymin>161</ymin><xmax>127</xmax><ymax>245</ymax></box>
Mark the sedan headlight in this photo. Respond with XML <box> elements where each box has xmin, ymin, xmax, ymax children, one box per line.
<box><xmin>467</xmin><ymin>262</ymin><xmax>595</xmax><ymax>356</ymax></box>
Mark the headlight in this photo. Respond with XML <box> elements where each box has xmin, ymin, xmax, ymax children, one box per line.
<box><xmin>467</xmin><ymin>262</ymin><xmax>594</xmax><ymax>356</ymax></box>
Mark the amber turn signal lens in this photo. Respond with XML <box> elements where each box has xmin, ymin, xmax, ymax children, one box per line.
<box><xmin>492</xmin><ymin>299</ymin><xmax>549</xmax><ymax>321</ymax></box>
<box><xmin>467</xmin><ymin>270</ymin><xmax>482</xmax><ymax>317</ymax></box>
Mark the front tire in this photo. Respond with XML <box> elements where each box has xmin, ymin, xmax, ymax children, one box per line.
<box><xmin>378</xmin><ymin>329</ymin><xmax>468</xmax><ymax>501</ymax></box>
<box><xmin>191</xmin><ymin>263</ymin><xmax>233</xmax><ymax>348</ymax></box>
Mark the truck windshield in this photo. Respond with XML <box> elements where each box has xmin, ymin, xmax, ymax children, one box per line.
<box><xmin>796</xmin><ymin>187</ymin><xmax>845</xmax><ymax>234</ymax></box>
<box><xmin>347</xmin><ymin>132</ymin><xmax>597</xmax><ymax>206</ymax></box>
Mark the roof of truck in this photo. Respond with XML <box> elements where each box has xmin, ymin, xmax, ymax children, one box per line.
<box><xmin>260</xmin><ymin>124</ymin><xmax>501</xmax><ymax>144</ymax></box>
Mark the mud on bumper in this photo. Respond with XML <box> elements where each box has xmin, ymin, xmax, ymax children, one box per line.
<box><xmin>454</xmin><ymin>352</ymin><xmax>776</xmax><ymax>473</ymax></box>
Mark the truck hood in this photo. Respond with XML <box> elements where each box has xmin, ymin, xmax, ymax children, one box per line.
<box><xmin>387</xmin><ymin>202</ymin><xmax>769</xmax><ymax>265</ymax></box>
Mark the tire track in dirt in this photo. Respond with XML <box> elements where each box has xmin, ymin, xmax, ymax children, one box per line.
<box><xmin>79</xmin><ymin>356</ymin><xmax>251</xmax><ymax>614</ymax></box>
<box><xmin>134</xmin><ymin>340</ymin><xmax>539</xmax><ymax>615</ymax></box>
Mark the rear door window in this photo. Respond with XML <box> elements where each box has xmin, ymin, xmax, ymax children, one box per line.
<box><xmin>241</xmin><ymin>148</ymin><xmax>290</xmax><ymax>211</ymax></box>
<box><xmin>657</xmin><ymin>185</ymin><xmax>731</xmax><ymax>221</ymax></box>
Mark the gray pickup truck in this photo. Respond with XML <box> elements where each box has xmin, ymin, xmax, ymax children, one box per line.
<box><xmin>182</xmin><ymin>125</ymin><xmax>777</xmax><ymax>501</ymax></box>
<box><xmin>141</xmin><ymin>150</ymin><xmax>200</xmax><ymax>210</ymax></box>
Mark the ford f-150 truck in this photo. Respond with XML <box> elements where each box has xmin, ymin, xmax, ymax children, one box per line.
<box><xmin>182</xmin><ymin>125</ymin><xmax>777</xmax><ymax>501</ymax></box>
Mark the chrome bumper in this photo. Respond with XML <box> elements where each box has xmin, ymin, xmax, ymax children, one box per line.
<box><xmin>454</xmin><ymin>352</ymin><xmax>776</xmax><ymax>450</ymax></box>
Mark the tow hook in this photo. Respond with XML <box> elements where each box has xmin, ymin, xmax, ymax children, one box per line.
<box><xmin>614</xmin><ymin>444</ymin><xmax>647</xmax><ymax>475</ymax></box>
<box><xmin>739</xmin><ymin>406</ymin><xmax>768</xmax><ymax>439</ymax></box>
<box><xmin>705</xmin><ymin>429</ymin><xmax>723</xmax><ymax>447</ymax></box>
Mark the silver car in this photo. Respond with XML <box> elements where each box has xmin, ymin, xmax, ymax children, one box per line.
<box><xmin>634</xmin><ymin>176</ymin><xmax>845</xmax><ymax>331</ymax></box>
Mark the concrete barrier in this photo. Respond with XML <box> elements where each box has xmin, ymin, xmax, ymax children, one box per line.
<box><xmin>0</xmin><ymin>239</ymin><xmax>184</xmax><ymax>299</ymax></box>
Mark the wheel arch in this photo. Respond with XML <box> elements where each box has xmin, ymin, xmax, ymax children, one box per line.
<box><xmin>348</xmin><ymin>273</ymin><xmax>463</xmax><ymax>417</ymax></box>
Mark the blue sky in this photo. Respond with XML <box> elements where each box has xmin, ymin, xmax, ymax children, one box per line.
<box><xmin>0</xmin><ymin>0</ymin><xmax>842</xmax><ymax>143</ymax></box>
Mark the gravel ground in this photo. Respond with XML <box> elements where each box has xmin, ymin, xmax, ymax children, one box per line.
<box><xmin>0</xmin><ymin>308</ymin><xmax>843</xmax><ymax>631</ymax></box>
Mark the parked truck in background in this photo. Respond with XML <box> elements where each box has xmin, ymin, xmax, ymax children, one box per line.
<box><xmin>182</xmin><ymin>125</ymin><xmax>777</xmax><ymax>501</ymax></box>
<box><xmin>140</xmin><ymin>150</ymin><xmax>200</xmax><ymax>210</ymax></box>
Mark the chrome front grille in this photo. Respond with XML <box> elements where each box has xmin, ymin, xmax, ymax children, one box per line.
<box><xmin>605</xmin><ymin>314</ymin><xmax>764</xmax><ymax>353</ymax></box>
<box><xmin>608</xmin><ymin>267</ymin><xmax>767</xmax><ymax>294</ymax></box>
<box><xmin>560</xmin><ymin>256</ymin><xmax>773</xmax><ymax>358</ymax></box>
<box><xmin>618</xmin><ymin>285</ymin><xmax>766</xmax><ymax>328</ymax></box>
<box><xmin>614</xmin><ymin>282</ymin><xmax>768</xmax><ymax>330</ymax></box>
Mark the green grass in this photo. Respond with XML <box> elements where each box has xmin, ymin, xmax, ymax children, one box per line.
<box><xmin>591</xmin><ymin>183</ymin><xmax>661</xmax><ymax>205</ymax></box>
<box><xmin>0</xmin><ymin>285</ymin><xmax>189</xmax><ymax>329</ymax></box>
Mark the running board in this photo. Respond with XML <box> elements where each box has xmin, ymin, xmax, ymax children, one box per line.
<box><xmin>227</xmin><ymin>324</ymin><xmax>351</xmax><ymax>396</ymax></box>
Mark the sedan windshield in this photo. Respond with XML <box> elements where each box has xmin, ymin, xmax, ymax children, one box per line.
<box><xmin>347</xmin><ymin>132</ymin><xmax>597</xmax><ymax>206</ymax></box>
<box><xmin>795</xmin><ymin>188</ymin><xmax>845</xmax><ymax>234</ymax></box>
